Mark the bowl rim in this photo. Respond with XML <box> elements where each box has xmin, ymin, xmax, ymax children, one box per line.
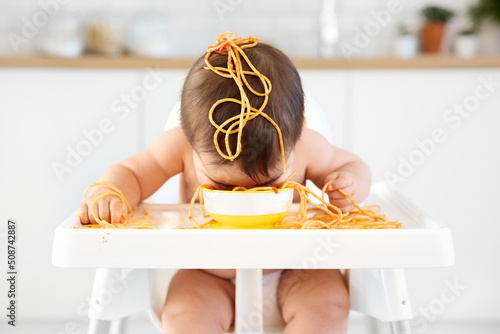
<box><xmin>201</xmin><ymin>186</ymin><xmax>294</xmax><ymax>194</ymax></box>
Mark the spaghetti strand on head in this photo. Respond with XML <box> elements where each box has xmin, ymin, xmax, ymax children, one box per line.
<box><xmin>204</xmin><ymin>31</ymin><xmax>286</xmax><ymax>173</ymax></box>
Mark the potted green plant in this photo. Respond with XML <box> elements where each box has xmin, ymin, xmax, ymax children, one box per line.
<box><xmin>465</xmin><ymin>0</ymin><xmax>500</xmax><ymax>31</ymax></box>
<box><xmin>475</xmin><ymin>0</ymin><xmax>500</xmax><ymax>25</ymax></box>
<box><xmin>420</xmin><ymin>6</ymin><xmax>455</xmax><ymax>53</ymax></box>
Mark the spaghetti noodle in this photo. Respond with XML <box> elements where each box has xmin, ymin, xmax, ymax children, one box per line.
<box><xmin>276</xmin><ymin>180</ymin><xmax>401</xmax><ymax>229</ymax></box>
<box><xmin>204</xmin><ymin>31</ymin><xmax>287</xmax><ymax>173</ymax></box>
<box><xmin>80</xmin><ymin>183</ymin><xmax>155</xmax><ymax>229</ymax></box>
<box><xmin>80</xmin><ymin>180</ymin><xmax>400</xmax><ymax>229</ymax></box>
<box><xmin>188</xmin><ymin>179</ymin><xmax>401</xmax><ymax>230</ymax></box>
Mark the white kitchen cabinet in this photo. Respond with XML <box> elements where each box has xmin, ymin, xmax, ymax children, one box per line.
<box><xmin>0</xmin><ymin>68</ymin><xmax>145</xmax><ymax>319</ymax></box>
<box><xmin>350</xmin><ymin>69</ymin><xmax>500</xmax><ymax>322</ymax></box>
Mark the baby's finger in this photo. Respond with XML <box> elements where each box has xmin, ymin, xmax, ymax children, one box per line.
<box><xmin>89</xmin><ymin>202</ymin><xmax>100</xmax><ymax>225</ymax></box>
<box><xmin>339</xmin><ymin>203</ymin><xmax>355</xmax><ymax>213</ymax></box>
<box><xmin>78</xmin><ymin>203</ymin><xmax>90</xmax><ymax>224</ymax></box>
<box><xmin>110</xmin><ymin>199</ymin><xmax>124</xmax><ymax>225</ymax></box>
<box><xmin>98</xmin><ymin>200</ymin><xmax>112</xmax><ymax>224</ymax></box>
<box><xmin>325</xmin><ymin>174</ymin><xmax>352</xmax><ymax>193</ymax></box>
<box><xmin>328</xmin><ymin>197</ymin><xmax>354</xmax><ymax>210</ymax></box>
<box><xmin>328</xmin><ymin>185</ymin><xmax>356</xmax><ymax>200</ymax></box>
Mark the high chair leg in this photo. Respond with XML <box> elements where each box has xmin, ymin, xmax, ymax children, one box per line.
<box><xmin>365</xmin><ymin>316</ymin><xmax>385</xmax><ymax>334</ymax></box>
<box><xmin>87</xmin><ymin>318</ymin><xmax>126</xmax><ymax>334</ymax></box>
<box><xmin>87</xmin><ymin>319</ymin><xmax>110</xmax><ymax>334</ymax></box>
<box><xmin>109</xmin><ymin>318</ymin><xmax>126</xmax><ymax>334</ymax></box>
<box><xmin>234</xmin><ymin>269</ymin><xmax>264</xmax><ymax>334</ymax></box>
<box><xmin>389</xmin><ymin>319</ymin><xmax>411</xmax><ymax>334</ymax></box>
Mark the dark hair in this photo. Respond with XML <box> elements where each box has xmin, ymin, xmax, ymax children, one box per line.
<box><xmin>180</xmin><ymin>42</ymin><xmax>304</xmax><ymax>180</ymax></box>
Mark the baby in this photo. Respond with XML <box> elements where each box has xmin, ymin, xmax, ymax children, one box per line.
<box><xmin>79</xmin><ymin>34</ymin><xmax>371</xmax><ymax>334</ymax></box>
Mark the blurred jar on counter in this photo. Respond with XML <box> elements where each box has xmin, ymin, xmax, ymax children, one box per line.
<box><xmin>37</xmin><ymin>12</ymin><xmax>85</xmax><ymax>58</ymax></box>
<box><xmin>85</xmin><ymin>13</ymin><xmax>125</xmax><ymax>57</ymax></box>
<box><xmin>126</xmin><ymin>12</ymin><xmax>171</xmax><ymax>58</ymax></box>
<box><xmin>393</xmin><ymin>23</ymin><xmax>419</xmax><ymax>58</ymax></box>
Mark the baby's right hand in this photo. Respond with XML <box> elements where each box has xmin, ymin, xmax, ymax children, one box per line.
<box><xmin>78</xmin><ymin>186</ymin><xmax>126</xmax><ymax>225</ymax></box>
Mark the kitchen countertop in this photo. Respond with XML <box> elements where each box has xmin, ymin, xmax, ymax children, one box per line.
<box><xmin>1</xmin><ymin>55</ymin><xmax>500</xmax><ymax>69</ymax></box>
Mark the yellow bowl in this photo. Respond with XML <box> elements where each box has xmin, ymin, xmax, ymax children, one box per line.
<box><xmin>202</xmin><ymin>187</ymin><xmax>294</xmax><ymax>229</ymax></box>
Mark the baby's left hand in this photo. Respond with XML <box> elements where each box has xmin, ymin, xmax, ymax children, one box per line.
<box><xmin>324</xmin><ymin>171</ymin><xmax>356</xmax><ymax>212</ymax></box>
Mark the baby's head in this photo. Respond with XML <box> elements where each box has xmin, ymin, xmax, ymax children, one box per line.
<box><xmin>181</xmin><ymin>38</ymin><xmax>304</xmax><ymax>188</ymax></box>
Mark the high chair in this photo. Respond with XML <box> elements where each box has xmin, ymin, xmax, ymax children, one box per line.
<box><xmin>52</xmin><ymin>93</ymin><xmax>454</xmax><ymax>334</ymax></box>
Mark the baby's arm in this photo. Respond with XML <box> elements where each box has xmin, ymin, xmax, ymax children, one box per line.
<box><xmin>78</xmin><ymin>128</ymin><xmax>185</xmax><ymax>224</ymax></box>
<box><xmin>300</xmin><ymin>129</ymin><xmax>371</xmax><ymax>211</ymax></box>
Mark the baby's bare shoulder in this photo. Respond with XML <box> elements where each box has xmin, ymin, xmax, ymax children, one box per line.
<box><xmin>295</xmin><ymin>128</ymin><xmax>339</xmax><ymax>181</ymax></box>
<box><xmin>296</xmin><ymin>128</ymin><xmax>332</xmax><ymax>152</ymax></box>
<box><xmin>150</xmin><ymin>127</ymin><xmax>191</xmax><ymax>153</ymax></box>
<box><xmin>145</xmin><ymin>127</ymin><xmax>192</xmax><ymax>170</ymax></box>
<box><xmin>154</xmin><ymin>126</ymin><xmax>188</xmax><ymax>144</ymax></box>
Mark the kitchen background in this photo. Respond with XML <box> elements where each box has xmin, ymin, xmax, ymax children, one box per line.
<box><xmin>0</xmin><ymin>0</ymin><xmax>499</xmax><ymax>333</ymax></box>
<box><xmin>0</xmin><ymin>0</ymin><xmax>500</xmax><ymax>58</ymax></box>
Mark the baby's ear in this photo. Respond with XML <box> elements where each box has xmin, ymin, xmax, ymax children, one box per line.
<box><xmin>302</xmin><ymin>118</ymin><xmax>307</xmax><ymax>132</ymax></box>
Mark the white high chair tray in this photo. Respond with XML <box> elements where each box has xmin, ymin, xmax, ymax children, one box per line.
<box><xmin>52</xmin><ymin>183</ymin><xmax>454</xmax><ymax>269</ymax></box>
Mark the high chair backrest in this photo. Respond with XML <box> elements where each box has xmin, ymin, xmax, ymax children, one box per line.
<box><xmin>165</xmin><ymin>92</ymin><xmax>334</xmax><ymax>139</ymax></box>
